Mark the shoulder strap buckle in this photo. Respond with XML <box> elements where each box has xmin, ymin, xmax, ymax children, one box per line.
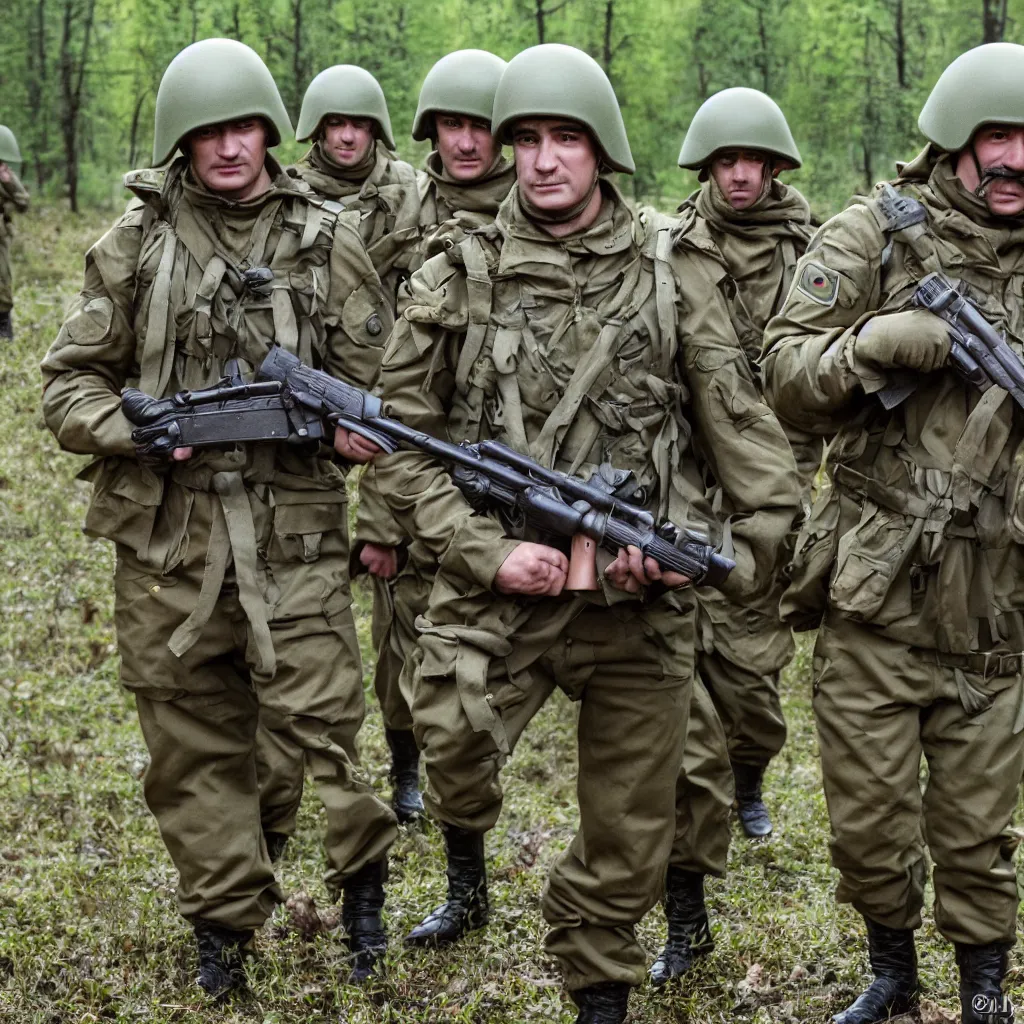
<box><xmin>873</xmin><ymin>183</ymin><xmax>927</xmax><ymax>232</ymax></box>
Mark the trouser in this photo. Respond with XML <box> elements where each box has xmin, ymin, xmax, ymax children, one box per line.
<box><xmin>255</xmin><ymin>561</ymin><xmax>431</xmax><ymax>835</ymax></box>
<box><xmin>410</xmin><ymin>587</ymin><xmax>694</xmax><ymax>990</ymax></box>
<box><xmin>0</xmin><ymin>231</ymin><xmax>12</xmax><ymax>311</ymax></box>
<box><xmin>116</xmin><ymin>492</ymin><xmax>397</xmax><ymax>930</ymax></box>
<box><xmin>670</xmin><ymin>673</ymin><xmax>733</xmax><ymax>876</ymax></box>
<box><xmin>370</xmin><ymin>567</ymin><xmax>432</xmax><ymax>731</ymax></box>
<box><xmin>814</xmin><ymin>612</ymin><xmax>1024</xmax><ymax>945</ymax></box>
<box><xmin>695</xmin><ymin>582</ymin><xmax>791</xmax><ymax>766</ymax></box>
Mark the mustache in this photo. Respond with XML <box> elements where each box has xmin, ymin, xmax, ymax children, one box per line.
<box><xmin>976</xmin><ymin>165</ymin><xmax>1024</xmax><ymax>197</ymax></box>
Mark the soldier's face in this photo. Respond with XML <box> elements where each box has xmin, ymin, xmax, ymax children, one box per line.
<box><xmin>513</xmin><ymin>119</ymin><xmax>600</xmax><ymax>215</ymax></box>
<box><xmin>709</xmin><ymin>150</ymin><xmax>774</xmax><ymax>210</ymax></box>
<box><xmin>321</xmin><ymin>116</ymin><xmax>375</xmax><ymax>169</ymax></box>
<box><xmin>188</xmin><ymin>118</ymin><xmax>271</xmax><ymax>200</ymax></box>
<box><xmin>957</xmin><ymin>125</ymin><xmax>1024</xmax><ymax>216</ymax></box>
<box><xmin>434</xmin><ymin>113</ymin><xmax>500</xmax><ymax>182</ymax></box>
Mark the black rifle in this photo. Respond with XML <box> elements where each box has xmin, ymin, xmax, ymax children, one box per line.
<box><xmin>121</xmin><ymin>347</ymin><xmax>734</xmax><ymax>589</ymax></box>
<box><xmin>879</xmin><ymin>271</ymin><xmax>1024</xmax><ymax>410</ymax></box>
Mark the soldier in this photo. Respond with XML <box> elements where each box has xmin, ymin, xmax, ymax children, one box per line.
<box><xmin>411</xmin><ymin>49</ymin><xmax>517</xmax><ymax>259</ymax></box>
<box><xmin>352</xmin><ymin>48</ymin><xmax>516</xmax><ymax>824</ymax></box>
<box><xmin>763</xmin><ymin>42</ymin><xmax>1024</xmax><ymax>1024</ymax></box>
<box><xmin>368</xmin><ymin>44</ymin><xmax>800</xmax><ymax>1024</ymax></box>
<box><xmin>273</xmin><ymin>64</ymin><xmax>424</xmax><ymax>832</ymax></box>
<box><xmin>0</xmin><ymin>125</ymin><xmax>29</xmax><ymax>340</ymax></box>
<box><xmin>289</xmin><ymin>65</ymin><xmax>421</xmax><ymax>310</ymax></box>
<box><xmin>647</xmin><ymin>87</ymin><xmax>815</xmax><ymax>986</ymax></box>
<box><xmin>39</xmin><ymin>39</ymin><xmax>398</xmax><ymax>997</ymax></box>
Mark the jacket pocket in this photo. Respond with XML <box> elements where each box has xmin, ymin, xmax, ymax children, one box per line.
<box><xmin>829</xmin><ymin>499</ymin><xmax>922</xmax><ymax>625</ymax></box>
<box><xmin>269</xmin><ymin>499</ymin><xmax>346</xmax><ymax>563</ymax></box>
<box><xmin>780</xmin><ymin>483</ymin><xmax>840</xmax><ymax>631</ymax></box>
<box><xmin>80</xmin><ymin>457</ymin><xmax>164</xmax><ymax>558</ymax></box>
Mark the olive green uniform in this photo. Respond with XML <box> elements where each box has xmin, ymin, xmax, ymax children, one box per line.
<box><xmin>0</xmin><ymin>169</ymin><xmax>29</xmax><ymax>312</ymax></box>
<box><xmin>762</xmin><ymin>147</ymin><xmax>1024</xmax><ymax>945</ymax></box>
<box><xmin>40</xmin><ymin>155</ymin><xmax>398</xmax><ymax>930</ymax></box>
<box><xmin>373</xmin><ymin>180</ymin><xmax>800</xmax><ymax>988</ymax></box>
<box><xmin>289</xmin><ymin>141</ymin><xmax>422</xmax><ymax>312</ymax></box>
<box><xmin>353</xmin><ymin>149</ymin><xmax>517</xmax><ymax>735</ymax></box>
<box><xmin>668</xmin><ymin>177</ymin><xmax>814</xmax><ymax>874</ymax></box>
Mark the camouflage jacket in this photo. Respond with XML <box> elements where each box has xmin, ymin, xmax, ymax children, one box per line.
<box><xmin>372</xmin><ymin>181</ymin><xmax>800</xmax><ymax>611</ymax></box>
<box><xmin>354</xmin><ymin>151</ymin><xmax>517</xmax><ymax>555</ymax></box>
<box><xmin>40</xmin><ymin>156</ymin><xmax>391</xmax><ymax>668</ymax></box>
<box><xmin>0</xmin><ymin>168</ymin><xmax>29</xmax><ymax>243</ymax></box>
<box><xmin>675</xmin><ymin>178</ymin><xmax>819</xmax><ymax>483</ymax></box>
<box><xmin>764</xmin><ymin>148</ymin><xmax>1024</xmax><ymax>655</ymax></box>
<box><xmin>289</xmin><ymin>140</ymin><xmax>421</xmax><ymax>310</ymax></box>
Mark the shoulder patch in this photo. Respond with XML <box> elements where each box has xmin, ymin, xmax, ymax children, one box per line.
<box><xmin>796</xmin><ymin>261</ymin><xmax>840</xmax><ymax>307</ymax></box>
<box><xmin>122</xmin><ymin>167</ymin><xmax>165</xmax><ymax>193</ymax></box>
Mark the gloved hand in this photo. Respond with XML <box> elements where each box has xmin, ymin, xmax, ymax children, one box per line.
<box><xmin>854</xmin><ymin>308</ymin><xmax>951</xmax><ymax>372</ymax></box>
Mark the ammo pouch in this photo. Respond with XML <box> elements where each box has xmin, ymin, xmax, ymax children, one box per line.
<box><xmin>780</xmin><ymin>483</ymin><xmax>839</xmax><ymax>631</ymax></box>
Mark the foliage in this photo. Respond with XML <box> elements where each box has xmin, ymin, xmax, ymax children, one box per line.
<box><xmin>3</xmin><ymin>0</ymin><xmax>1024</xmax><ymax>215</ymax></box>
<box><xmin>2</xmin><ymin>205</ymin><xmax>1022</xmax><ymax>1021</ymax></box>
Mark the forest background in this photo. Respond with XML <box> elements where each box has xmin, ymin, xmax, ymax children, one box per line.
<box><xmin>0</xmin><ymin>0</ymin><xmax>1022</xmax><ymax>220</ymax></box>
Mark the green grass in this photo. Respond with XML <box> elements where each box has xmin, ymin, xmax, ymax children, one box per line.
<box><xmin>0</xmin><ymin>205</ymin><xmax>1018</xmax><ymax>1023</ymax></box>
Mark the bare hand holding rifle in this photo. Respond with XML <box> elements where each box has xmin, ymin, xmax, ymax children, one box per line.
<box><xmin>120</xmin><ymin>347</ymin><xmax>735</xmax><ymax>591</ymax></box>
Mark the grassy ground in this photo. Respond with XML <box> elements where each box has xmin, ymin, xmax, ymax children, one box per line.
<box><xmin>0</xmin><ymin>205</ymin><xmax>1018</xmax><ymax>1024</ymax></box>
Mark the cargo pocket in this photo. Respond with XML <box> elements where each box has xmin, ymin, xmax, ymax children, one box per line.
<box><xmin>270</xmin><ymin>500</ymin><xmax>346</xmax><ymax>563</ymax></box>
<box><xmin>418</xmin><ymin>621</ymin><xmax>515</xmax><ymax>755</ymax></box>
<box><xmin>80</xmin><ymin>456</ymin><xmax>164</xmax><ymax>558</ymax></box>
<box><xmin>829</xmin><ymin>499</ymin><xmax>922</xmax><ymax>625</ymax></box>
<box><xmin>780</xmin><ymin>484</ymin><xmax>840</xmax><ymax>632</ymax></box>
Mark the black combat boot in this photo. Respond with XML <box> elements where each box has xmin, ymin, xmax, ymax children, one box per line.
<box><xmin>571</xmin><ymin>982</ymin><xmax>631</xmax><ymax>1024</ymax></box>
<box><xmin>405</xmin><ymin>825</ymin><xmax>488</xmax><ymax>946</ymax></box>
<box><xmin>263</xmin><ymin>830</ymin><xmax>289</xmax><ymax>864</ymax></box>
<box><xmin>341</xmin><ymin>859</ymin><xmax>388</xmax><ymax>983</ymax></box>
<box><xmin>832</xmin><ymin>918</ymin><xmax>919</xmax><ymax>1024</ymax></box>
<box><xmin>385</xmin><ymin>728</ymin><xmax>424</xmax><ymax>824</ymax></box>
<box><xmin>956</xmin><ymin>941</ymin><xmax>1015</xmax><ymax>1024</ymax></box>
<box><xmin>732</xmin><ymin>761</ymin><xmax>773</xmax><ymax>838</ymax></box>
<box><xmin>0</xmin><ymin>311</ymin><xmax>12</xmax><ymax>340</ymax></box>
<box><xmin>649</xmin><ymin>867</ymin><xmax>714</xmax><ymax>986</ymax></box>
<box><xmin>193</xmin><ymin>921</ymin><xmax>252</xmax><ymax>999</ymax></box>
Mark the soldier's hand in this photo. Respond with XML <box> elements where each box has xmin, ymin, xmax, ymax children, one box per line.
<box><xmin>605</xmin><ymin>545</ymin><xmax>691</xmax><ymax>593</ymax></box>
<box><xmin>494</xmin><ymin>542</ymin><xmax>568</xmax><ymax>597</ymax></box>
<box><xmin>360</xmin><ymin>542</ymin><xmax>398</xmax><ymax>579</ymax></box>
<box><xmin>0</xmin><ymin>163</ymin><xmax>10</xmax><ymax>184</ymax></box>
<box><xmin>172</xmin><ymin>447</ymin><xmax>193</xmax><ymax>461</ymax></box>
<box><xmin>855</xmin><ymin>309</ymin><xmax>951</xmax><ymax>372</ymax></box>
<box><xmin>334</xmin><ymin>426</ymin><xmax>382</xmax><ymax>463</ymax></box>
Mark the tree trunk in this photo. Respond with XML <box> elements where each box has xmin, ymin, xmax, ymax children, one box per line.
<box><xmin>127</xmin><ymin>89</ymin><xmax>147</xmax><ymax>169</ymax></box>
<box><xmin>894</xmin><ymin>0</ymin><xmax>906</xmax><ymax>87</ymax></box>
<box><xmin>756</xmin><ymin>3</ymin><xmax>770</xmax><ymax>94</ymax></box>
<box><xmin>26</xmin><ymin>0</ymin><xmax>51</xmax><ymax>190</ymax></box>
<box><xmin>535</xmin><ymin>0</ymin><xmax>545</xmax><ymax>43</ymax></box>
<box><xmin>59</xmin><ymin>0</ymin><xmax>96</xmax><ymax>213</ymax></box>
<box><xmin>982</xmin><ymin>0</ymin><xmax>1007</xmax><ymax>41</ymax></box>
<box><xmin>602</xmin><ymin>0</ymin><xmax>614</xmax><ymax>75</ymax></box>
<box><xmin>862</xmin><ymin>17</ymin><xmax>874</xmax><ymax>193</ymax></box>
<box><xmin>291</xmin><ymin>0</ymin><xmax>304</xmax><ymax>116</ymax></box>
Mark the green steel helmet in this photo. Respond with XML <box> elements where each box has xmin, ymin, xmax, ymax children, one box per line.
<box><xmin>491</xmin><ymin>43</ymin><xmax>634</xmax><ymax>174</ymax></box>
<box><xmin>295</xmin><ymin>65</ymin><xmax>396</xmax><ymax>149</ymax></box>
<box><xmin>919</xmin><ymin>43</ymin><xmax>1024</xmax><ymax>150</ymax></box>
<box><xmin>677</xmin><ymin>87</ymin><xmax>802</xmax><ymax>170</ymax></box>
<box><xmin>0</xmin><ymin>125</ymin><xmax>22</xmax><ymax>168</ymax></box>
<box><xmin>152</xmin><ymin>39</ymin><xmax>292</xmax><ymax>166</ymax></box>
<box><xmin>411</xmin><ymin>49</ymin><xmax>508</xmax><ymax>141</ymax></box>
